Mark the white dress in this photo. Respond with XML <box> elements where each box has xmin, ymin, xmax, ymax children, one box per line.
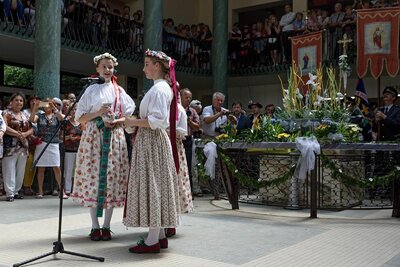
<box><xmin>123</xmin><ymin>79</ymin><xmax>180</xmax><ymax>227</ymax></box>
<box><xmin>71</xmin><ymin>82</ymin><xmax>135</xmax><ymax>209</ymax></box>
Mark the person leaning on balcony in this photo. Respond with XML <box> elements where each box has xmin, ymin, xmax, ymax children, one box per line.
<box><xmin>200</xmin><ymin>92</ymin><xmax>229</xmax><ymax>139</ymax></box>
<box><xmin>2</xmin><ymin>92</ymin><xmax>33</xmax><ymax>202</ymax></box>
<box><xmin>373</xmin><ymin>86</ymin><xmax>400</xmax><ymax>141</ymax></box>
<box><xmin>279</xmin><ymin>4</ymin><xmax>295</xmax><ymax>63</ymax></box>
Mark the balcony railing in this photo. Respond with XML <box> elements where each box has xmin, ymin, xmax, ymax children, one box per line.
<box><xmin>0</xmin><ymin>3</ymin><xmax>361</xmax><ymax>76</ymax></box>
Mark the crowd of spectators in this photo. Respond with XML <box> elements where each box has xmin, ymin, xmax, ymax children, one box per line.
<box><xmin>0</xmin><ymin>92</ymin><xmax>83</xmax><ymax>201</ymax></box>
<box><xmin>0</xmin><ymin>0</ymin><xmax>399</xmax><ymax>72</ymax></box>
<box><xmin>0</xmin><ymin>84</ymin><xmax>399</xmax><ymax>202</ymax></box>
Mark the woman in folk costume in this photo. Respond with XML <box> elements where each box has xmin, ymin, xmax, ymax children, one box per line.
<box><xmin>71</xmin><ymin>52</ymin><xmax>135</xmax><ymax>241</ymax></box>
<box><xmin>123</xmin><ymin>49</ymin><xmax>181</xmax><ymax>253</ymax></box>
<box><xmin>165</xmin><ymin>84</ymin><xmax>194</xmax><ymax>238</ymax></box>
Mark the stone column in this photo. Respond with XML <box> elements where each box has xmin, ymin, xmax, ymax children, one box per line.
<box><xmin>143</xmin><ymin>0</ymin><xmax>163</xmax><ymax>93</ymax></box>
<box><xmin>34</xmin><ymin>1</ymin><xmax>61</xmax><ymax>98</ymax></box>
<box><xmin>212</xmin><ymin>0</ymin><xmax>228</xmax><ymax>105</ymax></box>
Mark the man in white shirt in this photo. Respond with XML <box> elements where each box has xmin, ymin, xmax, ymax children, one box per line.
<box><xmin>279</xmin><ymin>4</ymin><xmax>296</xmax><ymax>63</ymax></box>
<box><xmin>201</xmin><ymin>92</ymin><xmax>229</xmax><ymax>138</ymax></box>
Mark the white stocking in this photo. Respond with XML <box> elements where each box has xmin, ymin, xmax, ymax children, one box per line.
<box><xmin>103</xmin><ymin>208</ymin><xmax>114</xmax><ymax>228</ymax></box>
<box><xmin>145</xmin><ymin>227</ymin><xmax>160</xmax><ymax>246</ymax></box>
<box><xmin>90</xmin><ymin>208</ymin><xmax>100</xmax><ymax>229</ymax></box>
<box><xmin>159</xmin><ymin>228</ymin><xmax>166</xmax><ymax>239</ymax></box>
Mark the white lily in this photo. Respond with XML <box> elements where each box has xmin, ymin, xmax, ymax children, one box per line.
<box><xmin>306</xmin><ymin>72</ymin><xmax>318</xmax><ymax>87</ymax></box>
<box><xmin>296</xmin><ymin>88</ymin><xmax>303</xmax><ymax>100</ymax></box>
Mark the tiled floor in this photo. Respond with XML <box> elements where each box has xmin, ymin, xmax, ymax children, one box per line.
<box><xmin>0</xmin><ymin>196</ymin><xmax>399</xmax><ymax>267</ymax></box>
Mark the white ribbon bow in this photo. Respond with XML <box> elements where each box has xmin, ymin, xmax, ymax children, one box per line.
<box><xmin>294</xmin><ymin>136</ymin><xmax>320</xmax><ymax>181</ymax></box>
<box><xmin>203</xmin><ymin>142</ymin><xmax>218</xmax><ymax>180</ymax></box>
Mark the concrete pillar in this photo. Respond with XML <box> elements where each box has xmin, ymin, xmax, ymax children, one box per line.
<box><xmin>143</xmin><ymin>0</ymin><xmax>163</xmax><ymax>92</ymax></box>
<box><xmin>33</xmin><ymin>1</ymin><xmax>61</xmax><ymax>98</ymax></box>
<box><xmin>212</xmin><ymin>0</ymin><xmax>228</xmax><ymax>105</ymax></box>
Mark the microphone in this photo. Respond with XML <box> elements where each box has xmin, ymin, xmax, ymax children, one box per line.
<box><xmin>80</xmin><ymin>76</ymin><xmax>106</xmax><ymax>84</ymax></box>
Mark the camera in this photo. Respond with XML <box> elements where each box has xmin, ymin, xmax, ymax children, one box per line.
<box><xmin>221</xmin><ymin>109</ymin><xmax>231</xmax><ymax>116</ymax></box>
<box><xmin>38</xmin><ymin>101</ymin><xmax>50</xmax><ymax>108</ymax></box>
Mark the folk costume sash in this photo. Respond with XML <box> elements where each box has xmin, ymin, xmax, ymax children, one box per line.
<box><xmin>95</xmin><ymin>77</ymin><xmax>122</xmax><ymax>217</ymax></box>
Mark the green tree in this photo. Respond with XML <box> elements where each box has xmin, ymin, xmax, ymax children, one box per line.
<box><xmin>4</xmin><ymin>65</ymin><xmax>34</xmax><ymax>88</ymax></box>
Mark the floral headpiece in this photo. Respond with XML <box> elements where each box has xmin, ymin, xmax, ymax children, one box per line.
<box><xmin>145</xmin><ymin>49</ymin><xmax>172</xmax><ymax>63</ymax></box>
<box><xmin>93</xmin><ymin>52</ymin><xmax>118</xmax><ymax>66</ymax></box>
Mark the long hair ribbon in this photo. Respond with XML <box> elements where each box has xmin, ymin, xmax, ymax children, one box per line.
<box><xmin>168</xmin><ymin>59</ymin><xmax>180</xmax><ymax>173</ymax></box>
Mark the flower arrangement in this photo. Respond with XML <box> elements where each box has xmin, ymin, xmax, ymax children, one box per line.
<box><xmin>145</xmin><ymin>49</ymin><xmax>171</xmax><ymax>62</ymax></box>
<box><xmin>339</xmin><ymin>54</ymin><xmax>351</xmax><ymax>75</ymax></box>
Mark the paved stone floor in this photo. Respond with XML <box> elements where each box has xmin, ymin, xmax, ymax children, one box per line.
<box><xmin>0</xmin><ymin>195</ymin><xmax>399</xmax><ymax>267</ymax></box>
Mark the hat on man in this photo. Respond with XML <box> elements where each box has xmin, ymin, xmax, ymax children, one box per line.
<box><xmin>383</xmin><ymin>86</ymin><xmax>398</xmax><ymax>100</ymax></box>
<box><xmin>248</xmin><ymin>101</ymin><xmax>263</xmax><ymax>109</ymax></box>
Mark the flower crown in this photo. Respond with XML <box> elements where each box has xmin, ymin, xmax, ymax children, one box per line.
<box><xmin>145</xmin><ymin>49</ymin><xmax>171</xmax><ymax>63</ymax></box>
<box><xmin>93</xmin><ymin>52</ymin><xmax>118</xmax><ymax>66</ymax></box>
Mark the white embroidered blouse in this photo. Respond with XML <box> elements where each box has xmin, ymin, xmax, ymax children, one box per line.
<box><xmin>139</xmin><ymin>79</ymin><xmax>173</xmax><ymax>130</ymax></box>
<box><xmin>75</xmin><ymin>82</ymin><xmax>136</xmax><ymax>120</ymax></box>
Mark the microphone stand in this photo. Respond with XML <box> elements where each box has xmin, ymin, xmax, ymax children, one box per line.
<box><xmin>14</xmin><ymin>80</ymin><xmax>105</xmax><ymax>267</ymax></box>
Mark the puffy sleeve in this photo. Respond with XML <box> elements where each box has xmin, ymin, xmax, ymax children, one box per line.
<box><xmin>119</xmin><ymin>87</ymin><xmax>136</xmax><ymax>116</ymax></box>
<box><xmin>75</xmin><ymin>85</ymin><xmax>94</xmax><ymax>121</ymax></box>
<box><xmin>176</xmin><ymin>105</ymin><xmax>188</xmax><ymax>137</ymax></box>
<box><xmin>146</xmin><ymin>85</ymin><xmax>172</xmax><ymax>130</ymax></box>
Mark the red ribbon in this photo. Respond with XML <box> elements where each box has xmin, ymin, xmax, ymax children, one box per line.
<box><xmin>168</xmin><ymin>59</ymin><xmax>180</xmax><ymax>174</ymax></box>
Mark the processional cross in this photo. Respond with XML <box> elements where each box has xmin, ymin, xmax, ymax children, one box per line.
<box><xmin>337</xmin><ymin>33</ymin><xmax>353</xmax><ymax>92</ymax></box>
<box><xmin>337</xmin><ymin>33</ymin><xmax>353</xmax><ymax>55</ymax></box>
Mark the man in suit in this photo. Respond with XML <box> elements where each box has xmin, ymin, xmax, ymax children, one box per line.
<box><xmin>229</xmin><ymin>102</ymin><xmax>252</xmax><ymax>136</ymax></box>
<box><xmin>374</xmin><ymin>86</ymin><xmax>400</xmax><ymax>141</ymax></box>
<box><xmin>373</xmin><ymin>86</ymin><xmax>400</xmax><ymax>217</ymax></box>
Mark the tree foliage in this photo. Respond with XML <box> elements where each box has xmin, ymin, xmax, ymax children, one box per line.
<box><xmin>4</xmin><ymin>65</ymin><xmax>34</xmax><ymax>88</ymax></box>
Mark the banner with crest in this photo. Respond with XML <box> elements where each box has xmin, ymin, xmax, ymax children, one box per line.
<box><xmin>357</xmin><ymin>7</ymin><xmax>400</xmax><ymax>79</ymax></box>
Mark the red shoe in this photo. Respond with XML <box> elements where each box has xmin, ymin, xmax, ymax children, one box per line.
<box><xmin>102</xmin><ymin>228</ymin><xmax>112</xmax><ymax>241</ymax></box>
<box><xmin>159</xmin><ymin>238</ymin><xmax>168</xmax><ymax>249</ymax></box>
<box><xmin>89</xmin><ymin>228</ymin><xmax>102</xmax><ymax>241</ymax></box>
<box><xmin>165</xmin><ymin>228</ymin><xmax>176</xmax><ymax>237</ymax></box>
<box><xmin>129</xmin><ymin>239</ymin><xmax>160</xmax><ymax>253</ymax></box>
